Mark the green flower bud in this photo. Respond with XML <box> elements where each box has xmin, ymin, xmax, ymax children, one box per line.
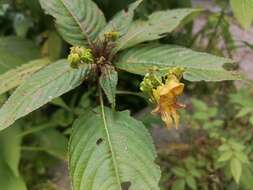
<box><xmin>167</xmin><ymin>67</ymin><xmax>185</xmax><ymax>80</ymax></box>
<box><xmin>80</xmin><ymin>49</ymin><xmax>93</xmax><ymax>64</ymax></box>
<box><xmin>140</xmin><ymin>73</ymin><xmax>161</xmax><ymax>94</ymax></box>
<box><xmin>68</xmin><ymin>53</ymin><xmax>79</xmax><ymax>63</ymax></box>
<box><xmin>68</xmin><ymin>46</ymin><xmax>94</xmax><ymax>68</ymax></box>
<box><xmin>104</xmin><ymin>31</ymin><xmax>119</xmax><ymax>41</ymax></box>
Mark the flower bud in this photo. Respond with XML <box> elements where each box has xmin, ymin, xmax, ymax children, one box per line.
<box><xmin>68</xmin><ymin>46</ymin><xmax>94</xmax><ymax>68</ymax></box>
<box><xmin>104</xmin><ymin>31</ymin><xmax>119</xmax><ymax>41</ymax></box>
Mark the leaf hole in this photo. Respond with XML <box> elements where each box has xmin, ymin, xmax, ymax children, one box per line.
<box><xmin>121</xmin><ymin>181</ymin><xmax>131</xmax><ymax>190</ymax></box>
<box><xmin>96</xmin><ymin>138</ymin><xmax>103</xmax><ymax>145</ymax></box>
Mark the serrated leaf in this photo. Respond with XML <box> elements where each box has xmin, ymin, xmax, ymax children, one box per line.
<box><xmin>69</xmin><ymin>107</ymin><xmax>161</xmax><ymax>190</ymax></box>
<box><xmin>230</xmin><ymin>158</ymin><xmax>242</xmax><ymax>184</ymax></box>
<box><xmin>115</xmin><ymin>44</ymin><xmax>241</xmax><ymax>81</ymax></box>
<box><xmin>0</xmin><ymin>60</ymin><xmax>91</xmax><ymax>131</ymax></box>
<box><xmin>172</xmin><ymin>179</ymin><xmax>185</xmax><ymax>190</ymax></box>
<box><xmin>0</xmin><ymin>36</ymin><xmax>40</xmax><ymax>74</ymax></box>
<box><xmin>0</xmin><ymin>58</ymin><xmax>50</xmax><ymax>95</ymax></box>
<box><xmin>116</xmin><ymin>8</ymin><xmax>200</xmax><ymax>51</ymax></box>
<box><xmin>218</xmin><ymin>151</ymin><xmax>233</xmax><ymax>162</ymax></box>
<box><xmin>99</xmin><ymin>65</ymin><xmax>118</xmax><ymax>108</ymax></box>
<box><xmin>230</xmin><ymin>0</ymin><xmax>253</xmax><ymax>29</ymax></box>
<box><xmin>98</xmin><ymin>0</ymin><xmax>143</xmax><ymax>39</ymax></box>
<box><xmin>39</xmin><ymin>0</ymin><xmax>106</xmax><ymax>46</ymax></box>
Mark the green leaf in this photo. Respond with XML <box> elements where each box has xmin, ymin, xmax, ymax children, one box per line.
<box><xmin>39</xmin><ymin>0</ymin><xmax>106</xmax><ymax>46</ymax></box>
<box><xmin>116</xmin><ymin>9</ymin><xmax>200</xmax><ymax>51</ymax></box>
<box><xmin>249</xmin><ymin>116</ymin><xmax>253</xmax><ymax>126</ymax></box>
<box><xmin>98</xmin><ymin>0</ymin><xmax>143</xmax><ymax>39</ymax></box>
<box><xmin>0</xmin><ymin>58</ymin><xmax>50</xmax><ymax>95</ymax></box>
<box><xmin>185</xmin><ymin>176</ymin><xmax>197</xmax><ymax>190</ymax></box>
<box><xmin>183</xmin><ymin>68</ymin><xmax>242</xmax><ymax>82</ymax></box>
<box><xmin>191</xmin><ymin>99</ymin><xmax>208</xmax><ymax>111</ymax></box>
<box><xmin>37</xmin><ymin>129</ymin><xmax>68</xmax><ymax>160</ymax></box>
<box><xmin>172</xmin><ymin>179</ymin><xmax>185</xmax><ymax>190</ymax></box>
<box><xmin>115</xmin><ymin>44</ymin><xmax>241</xmax><ymax>81</ymax></box>
<box><xmin>230</xmin><ymin>0</ymin><xmax>253</xmax><ymax>29</ymax></box>
<box><xmin>0</xmin><ymin>124</ymin><xmax>22</xmax><ymax>176</ymax></box>
<box><xmin>172</xmin><ymin>167</ymin><xmax>187</xmax><ymax>177</ymax></box>
<box><xmin>0</xmin><ymin>158</ymin><xmax>26</xmax><ymax>190</ymax></box>
<box><xmin>50</xmin><ymin>97</ymin><xmax>71</xmax><ymax>112</ymax></box>
<box><xmin>235</xmin><ymin>152</ymin><xmax>249</xmax><ymax>164</ymax></box>
<box><xmin>240</xmin><ymin>166</ymin><xmax>253</xmax><ymax>190</ymax></box>
<box><xmin>69</xmin><ymin>107</ymin><xmax>161</xmax><ymax>190</ymax></box>
<box><xmin>191</xmin><ymin>169</ymin><xmax>201</xmax><ymax>178</ymax></box>
<box><xmin>0</xmin><ymin>36</ymin><xmax>40</xmax><ymax>74</ymax></box>
<box><xmin>230</xmin><ymin>158</ymin><xmax>242</xmax><ymax>184</ymax></box>
<box><xmin>99</xmin><ymin>65</ymin><xmax>118</xmax><ymax>107</ymax></box>
<box><xmin>0</xmin><ymin>60</ymin><xmax>91</xmax><ymax>131</ymax></box>
<box><xmin>218</xmin><ymin>151</ymin><xmax>233</xmax><ymax>162</ymax></box>
<box><xmin>47</xmin><ymin>31</ymin><xmax>64</xmax><ymax>61</ymax></box>
<box><xmin>0</xmin><ymin>124</ymin><xmax>26</xmax><ymax>190</ymax></box>
<box><xmin>236</xmin><ymin>107</ymin><xmax>252</xmax><ymax>118</ymax></box>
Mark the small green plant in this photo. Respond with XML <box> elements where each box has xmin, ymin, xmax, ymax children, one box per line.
<box><xmin>0</xmin><ymin>0</ymin><xmax>249</xmax><ymax>189</ymax></box>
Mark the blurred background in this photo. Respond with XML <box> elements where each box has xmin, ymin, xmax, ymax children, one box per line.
<box><xmin>0</xmin><ymin>0</ymin><xmax>253</xmax><ymax>189</ymax></box>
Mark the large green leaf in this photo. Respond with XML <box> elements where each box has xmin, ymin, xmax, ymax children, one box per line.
<box><xmin>69</xmin><ymin>107</ymin><xmax>161</xmax><ymax>190</ymax></box>
<box><xmin>0</xmin><ymin>158</ymin><xmax>26</xmax><ymax>190</ymax></box>
<box><xmin>0</xmin><ymin>60</ymin><xmax>91</xmax><ymax>131</ymax></box>
<box><xmin>0</xmin><ymin>58</ymin><xmax>50</xmax><ymax>95</ymax></box>
<box><xmin>230</xmin><ymin>158</ymin><xmax>242</xmax><ymax>184</ymax></box>
<box><xmin>0</xmin><ymin>36</ymin><xmax>40</xmax><ymax>74</ymax></box>
<box><xmin>99</xmin><ymin>65</ymin><xmax>118</xmax><ymax>108</ymax></box>
<box><xmin>0</xmin><ymin>124</ymin><xmax>26</xmax><ymax>190</ymax></box>
<box><xmin>98</xmin><ymin>0</ymin><xmax>143</xmax><ymax>39</ymax></box>
<box><xmin>230</xmin><ymin>0</ymin><xmax>253</xmax><ymax>29</ymax></box>
<box><xmin>0</xmin><ymin>124</ymin><xmax>22</xmax><ymax>176</ymax></box>
<box><xmin>115</xmin><ymin>44</ymin><xmax>242</xmax><ymax>81</ymax></box>
<box><xmin>39</xmin><ymin>0</ymin><xmax>106</xmax><ymax>46</ymax></box>
<box><xmin>116</xmin><ymin>8</ymin><xmax>200</xmax><ymax>51</ymax></box>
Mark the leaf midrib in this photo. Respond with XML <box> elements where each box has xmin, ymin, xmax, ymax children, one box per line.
<box><xmin>59</xmin><ymin>0</ymin><xmax>91</xmax><ymax>44</ymax></box>
<box><xmin>100</xmin><ymin>93</ymin><xmax>122</xmax><ymax>190</ymax></box>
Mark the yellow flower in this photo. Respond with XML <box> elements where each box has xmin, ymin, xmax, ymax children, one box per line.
<box><xmin>152</xmin><ymin>75</ymin><xmax>185</xmax><ymax>129</ymax></box>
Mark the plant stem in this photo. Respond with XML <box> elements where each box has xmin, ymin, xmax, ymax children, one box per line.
<box><xmin>18</xmin><ymin>123</ymin><xmax>56</xmax><ymax>137</ymax></box>
<box><xmin>21</xmin><ymin>146</ymin><xmax>45</xmax><ymax>152</ymax></box>
<box><xmin>206</xmin><ymin>4</ymin><xmax>228</xmax><ymax>51</ymax></box>
<box><xmin>116</xmin><ymin>90</ymin><xmax>147</xmax><ymax>99</ymax></box>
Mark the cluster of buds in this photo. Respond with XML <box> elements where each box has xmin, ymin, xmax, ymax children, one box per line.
<box><xmin>67</xmin><ymin>46</ymin><xmax>94</xmax><ymax>68</ymax></box>
<box><xmin>104</xmin><ymin>31</ymin><xmax>119</xmax><ymax>42</ymax></box>
<box><xmin>140</xmin><ymin>67</ymin><xmax>185</xmax><ymax>129</ymax></box>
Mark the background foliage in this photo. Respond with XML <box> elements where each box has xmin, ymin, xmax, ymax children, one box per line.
<box><xmin>0</xmin><ymin>0</ymin><xmax>253</xmax><ymax>189</ymax></box>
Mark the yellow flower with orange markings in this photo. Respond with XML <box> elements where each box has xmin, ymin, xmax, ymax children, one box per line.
<box><xmin>152</xmin><ymin>75</ymin><xmax>185</xmax><ymax>129</ymax></box>
<box><xmin>140</xmin><ymin>68</ymin><xmax>185</xmax><ymax>129</ymax></box>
